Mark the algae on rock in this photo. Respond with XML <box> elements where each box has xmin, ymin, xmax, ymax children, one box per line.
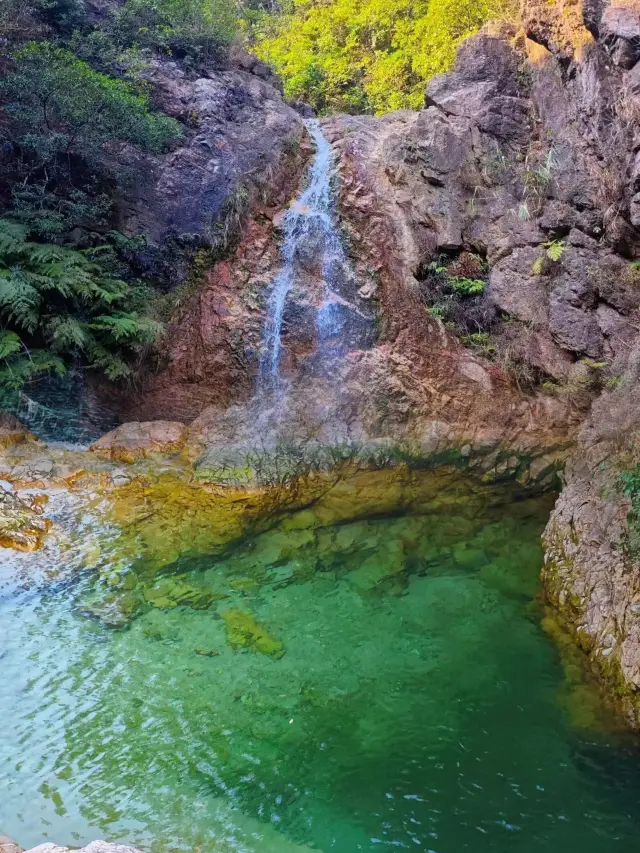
<box><xmin>222</xmin><ymin>608</ymin><xmax>284</xmax><ymax>657</ymax></box>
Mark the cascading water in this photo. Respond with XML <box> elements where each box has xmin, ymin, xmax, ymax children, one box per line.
<box><xmin>257</xmin><ymin>119</ymin><xmax>373</xmax><ymax>405</ymax></box>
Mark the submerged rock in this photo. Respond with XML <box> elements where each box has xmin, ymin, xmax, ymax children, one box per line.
<box><xmin>24</xmin><ymin>844</ymin><xmax>143</xmax><ymax>853</ymax></box>
<box><xmin>222</xmin><ymin>607</ymin><xmax>284</xmax><ymax>657</ymax></box>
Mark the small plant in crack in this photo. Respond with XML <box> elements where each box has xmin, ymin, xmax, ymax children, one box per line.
<box><xmin>418</xmin><ymin>251</ymin><xmax>495</xmax><ymax>336</ymax></box>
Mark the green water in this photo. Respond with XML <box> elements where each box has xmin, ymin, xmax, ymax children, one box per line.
<box><xmin>1</xmin><ymin>491</ymin><xmax>639</xmax><ymax>852</ymax></box>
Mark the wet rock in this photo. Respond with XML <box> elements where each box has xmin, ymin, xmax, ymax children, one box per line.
<box><xmin>0</xmin><ymin>412</ymin><xmax>36</xmax><ymax>449</ymax></box>
<box><xmin>0</xmin><ymin>488</ymin><xmax>51</xmax><ymax>551</ymax></box>
<box><xmin>90</xmin><ymin>421</ymin><xmax>187</xmax><ymax>463</ymax></box>
<box><xmin>0</xmin><ymin>835</ymin><xmax>22</xmax><ymax>853</ymax></box>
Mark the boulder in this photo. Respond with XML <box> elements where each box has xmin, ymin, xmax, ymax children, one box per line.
<box><xmin>600</xmin><ymin>5</ymin><xmax>640</xmax><ymax>69</ymax></box>
<box><xmin>0</xmin><ymin>836</ymin><xmax>22</xmax><ymax>853</ymax></box>
<box><xmin>0</xmin><ymin>413</ymin><xmax>36</xmax><ymax>449</ymax></box>
<box><xmin>89</xmin><ymin>421</ymin><xmax>187</xmax><ymax>463</ymax></box>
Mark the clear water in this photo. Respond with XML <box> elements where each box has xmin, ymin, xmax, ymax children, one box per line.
<box><xmin>1</xmin><ymin>492</ymin><xmax>640</xmax><ymax>853</ymax></box>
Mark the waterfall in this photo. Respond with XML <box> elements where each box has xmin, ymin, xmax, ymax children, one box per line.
<box><xmin>257</xmin><ymin>119</ymin><xmax>367</xmax><ymax>402</ymax></box>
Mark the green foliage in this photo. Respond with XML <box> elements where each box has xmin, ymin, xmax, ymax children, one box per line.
<box><xmin>449</xmin><ymin>277</ymin><xmax>485</xmax><ymax>296</ymax></box>
<box><xmin>460</xmin><ymin>330</ymin><xmax>496</xmax><ymax>354</ymax></box>
<box><xmin>532</xmin><ymin>240</ymin><xmax>565</xmax><ymax>275</ymax></box>
<box><xmin>0</xmin><ymin>0</ymin><xmax>83</xmax><ymax>39</ymax></box>
<box><xmin>0</xmin><ymin>42</ymin><xmax>182</xmax><ymax>233</ymax></box>
<box><xmin>617</xmin><ymin>465</ymin><xmax>640</xmax><ymax>554</ymax></box>
<box><xmin>2</xmin><ymin>42</ymin><xmax>181</xmax><ymax>163</ymax></box>
<box><xmin>252</xmin><ymin>0</ymin><xmax>518</xmax><ymax>114</ymax></box>
<box><xmin>0</xmin><ymin>220</ymin><xmax>162</xmax><ymax>389</ymax></box>
<box><xmin>115</xmin><ymin>0</ymin><xmax>238</xmax><ymax>63</ymax></box>
<box><xmin>544</xmin><ymin>239</ymin><xmax>565</xmax><ymax>262</ymax></box>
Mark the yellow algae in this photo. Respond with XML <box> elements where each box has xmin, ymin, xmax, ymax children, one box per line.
<box><xmin>95</xmin><ymin>464</ymin><xmax>552</xmax><ymax>578</ymax></box>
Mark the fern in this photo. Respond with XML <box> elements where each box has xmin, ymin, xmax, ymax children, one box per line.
<box><xmin>449</xmin><ymin>277</ymin><xmax>485</xmax><ymax>296</ymax></box>
<box><xmin>46</xmin><ymin>315</ymin><xmax>89</xmax><ymax>350</ymax></box>
<box><xmin>0</xmin><ymin>218</ymin><xmax>162</xmax><ymax>390</ymax></box>
<box><xmin>544</xmin><ymin>240</ymin><xmax>565</xmax><ymax>262</ymax></box>
<box><xmin>0</xmin><ymin>331</ymin><xmax>21</xmax><ymax>359</ymax></box>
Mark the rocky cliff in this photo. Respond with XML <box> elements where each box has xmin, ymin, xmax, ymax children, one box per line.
<box><xmin>116</xmin><ymin>45</ymin><xmax>308</xmax><ymax>421</ymax></box>
<box><xmin>125</xmin><ymin>0</ymin><xmax>640</xmax><ymax>717</ymax></box>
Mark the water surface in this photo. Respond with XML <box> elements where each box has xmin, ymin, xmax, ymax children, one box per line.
<box><xmin>1</xmin><ymin>492</ymin><xmax>639</xmax><ymax>852</ymax></box>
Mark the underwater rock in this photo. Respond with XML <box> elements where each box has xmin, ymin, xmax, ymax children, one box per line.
<box><xmin>78</xmin><ymin>590</ymin><xmax>145</xmax><ymax>629</ymax></box>
<box><xmin>222</xmin><ymin>608</ymin><xmax>284</xmax><ymax>657</ymax></box>
<box><xmin>347</xmin><ymin>539</ymin><xmax>407</xmax><ymax>594</ymax></box>
<box><xmin>230</xmin><ymin>577</ymin><xmax>261</xmax><ymax>595</ymax></box>
<box><xmin>143</xmin><ymin>578</ymin><xmax>225</xmax><ymax>611</ymax></box>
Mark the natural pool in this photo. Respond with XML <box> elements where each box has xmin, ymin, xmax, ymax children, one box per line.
<box><xmin>1</xmin><ymin>487</ymin><xmax>639</xmax><ymax>853</ymax></box>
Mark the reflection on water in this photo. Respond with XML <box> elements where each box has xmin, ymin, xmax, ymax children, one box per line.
<box><xmin>1</xmin><ymin>492</ymin><xmax>639</xmax><ymax>853</ymax></box>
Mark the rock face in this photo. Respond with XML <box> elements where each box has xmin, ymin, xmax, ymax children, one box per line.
<box><xmin>543</xmin><ymin>354</ymin><xmax>640</xmax><ymax>724</ymax></box>
<box><xmin>121</xmin><ymin>55</ymin><xmax>303</xmax><ymax>258</ymax></box>
<box><xmin>89</xmin><ymin>420</ymin><xmax>187</xmax><ymax>463</ymax></box>
<box><xmin>117</xmin><ymin>59</ymin><xmax>308</xmax><ymax>420</ymax></box>
<box><xmin>133</xmin><ymin>2</ymin><xmax>639</xmax><ymax>465</ymax></box>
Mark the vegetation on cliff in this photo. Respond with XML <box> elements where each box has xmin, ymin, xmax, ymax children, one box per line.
<box><xmin>251</xmin><ymin>0</ymin><xmax>518</xmax><ymax>113</ymax></box>
<box><xmin>0</xmin><ymin>0</ymin><xmax>239</xmax><ymax>392</ymax></box>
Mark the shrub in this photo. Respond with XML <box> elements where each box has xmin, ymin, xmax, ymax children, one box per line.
<box><xmin>617</xmin><ymin>465</ymin><xmax>640</xmax><ymax>554</ymax></box>
<box><xmin>0</xmin><ymin>219</ymin><xmax>162</xmax><ymax>389</ymax></box>
<box><xmin>0</xmin><ymin>43</ymin><xmax>183</xmax><ymax>232</ymax></box>
<box><xmin>419</xmin><ymin>252</ymin><xmax>494</xmax><ymax>334</ymax></box>
<box><xmin>1</xmin><ymin>43</ymin><xmax>182</xmax><ymax>162</ymax></box>
<box><xmin>115</xmin><ymin>0</ymin><xmax>238</xmax><ymax>63</ymax></box>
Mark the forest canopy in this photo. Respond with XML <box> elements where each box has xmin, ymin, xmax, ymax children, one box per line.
<box><xmin>251</xmin><ymin>0</ymin><xmax>518</xmax><ymax>114</ymax></box>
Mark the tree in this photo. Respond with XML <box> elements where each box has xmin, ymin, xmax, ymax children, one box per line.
<box><xmin>115</xmin><ymin>0</ymin><xmax>239</xmax><ymax>64</ymax></box>
<box><xmin>252</xmin><ymin>0</ymin><xmax>517</xmax><ymax>114</ymax></box>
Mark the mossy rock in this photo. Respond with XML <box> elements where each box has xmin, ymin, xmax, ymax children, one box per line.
<box><xmin>221</xmin><ymin>608</ymin><xmax>284</xmax><ymax>657</ymax></box>
<box><xmin>0</xmin><ymin>489</ymin><xmax>51</xmax><ymax>551</ymax></box>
